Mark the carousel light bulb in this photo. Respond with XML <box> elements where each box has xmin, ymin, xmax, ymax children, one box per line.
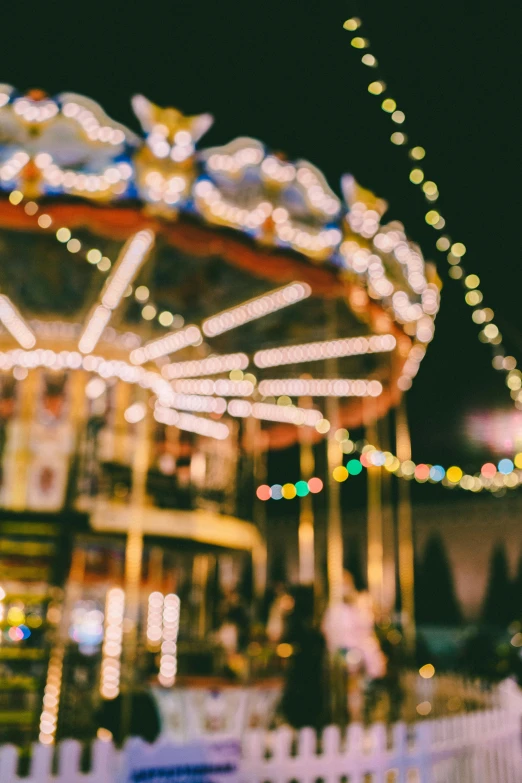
<box><xmin>253</xmin><ymin>333</ymin><xmax>395</xmax><ymax>368</ymax></box>
<box><xmin>257</xmin><ymin>378</ymin><xmax>383</xmax><ymax>397</ymax></box>
<box><xmin>78</xmin><ymin>305</ymin><xmax>111</xmax><ymax>354</ymax></box>
<box><xmin>153</xmin><ymin>405</ymin><xmax>229</xmax><ymax>440</ymax></box>
<box><xmin>0</xmin><ymin>296</ymin><xmax>36</xmax><ymax>349</ymax></box>
<box><xmin>101</xmin><ymin>230</ymin><xmax>155</xmax><ymax>310</ymax></box>
<box><xmin>171</xmin><ymin>378</ymin><xmax>253</xmax><ymax>396</ymax></box>
<box><xmin>87</xmin><ymin>248</ymin><xmax>102</xmax><ymax>264</ymax></box>
<box><xmin>129</xmin><ymin>325</ymin><xmax>201</xmax><ymax>365</ymax></box>
<box><xmin>410</xmin><ymin>146</ymin><xmax>426</xmax><ymax>160</ymax></box>
<box><xmin>361</xmin><ymin>54</ymin><xmax>377</xmax><ymax>67</ymax></box>
<box><xmin>202</xmin><ymin>282</ymin><xmax>311</xmax><ymax>338</ymax></box>
<box><xmin>162</xmin><ymin>352</ymin><xmax>249</xmax><ymax>379</ymax></box>
<box><xmin>158</xmin><ymin>311</ymin><xmax>174</xmax><ymax>327</ymax></box>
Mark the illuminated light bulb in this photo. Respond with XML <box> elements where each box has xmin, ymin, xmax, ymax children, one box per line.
<box><xmin>78</xmin><ymin>305</ymin><xmax>111</xmax><ymax>354</ymax></box>
<box><xmin>257</xmin><ymin>378</ymin><xmax>383</xmax><ymax>397</ymax></box>
<box><xmin>391</xmin><ymin>110</ymin><xmax>405</xmax><ymax>124</ymax></box>
<box><xmin>446</xmin><ymin>466</ymin><xmax>463</xmax><ymax>484</ymax></box>
<box><xmin>498</xmin><ymin>458</ymin><xmax>514</xmax><ymax>475</ymax></box>
<box><xmin>142</xmin><ymin>304</ymin><xmax>157</xmax><ymax>321</ymax></box>
<box><xmin>451</xmin><ymin>242</ymin><xmax>466</xmax><ymax>257</ymax></box>
<box><xmin>38</xmin><ymin>214</ymin><xmax>52</xmax><ymax>229</ymax></box>
<box><xmin>98</xmin><ymin>257</ymin><xmax>111</xmax><ymax>272</ymax></box>
<box><xmin>295</xmin><ymin>480</ymin><xmax>309</xmax><ymax>497</ymax></box>
<box><xmin>135</xmin><ymin>285</ymin><xmax>150</xmax><ymax>302</ymax></box>
<box><xmin>130</xmin><ymin>325</ymin><xmax>201</xmax><ymax>365</ymax></box>
<box><xmin>228</xmin><ymin>400</ymin><xmax>322</xmax><ymax>427</ymax></box>
<box><xmin>256</xmin><ymin>484</ymin><xmax>271</xmax><ymax>501</ymax></box>
<box><xmin>159</xmin><ymin>311</ymin><xmax>174</xmax><ymax>327</ymax></box>
<box><xmin>436</xmin><ymin>236</ymin><xmax>451</xmax><ymax>251</ymax></box>
<box><xmin>434</xmin><ymin>217</ymin><xmax>445</xmax><ymax>229</ymax></box>
<box><xmin>163</xmin><ymin>352</ymin><xmax>248</xmax><ymax>379</ymax></box>
<box><xmin>391</xmin><ymin>132</ymin><xmax>406</xmax><ymax>145</ymax></box>
<box><xmin>202</xmin><ymin>282</ymin><xmax>311</xmax><ymax>338</ymax></box>
<box><xmin>419</xmin><ymin>663</ymin><xmax>435</xmax><ymax>679</ymax></box>
<box><xmin>253</xmin><ymin>334</ymin><xmax>395</xmax><ymax>368</ymax></box>
<box><xmin>0</xmin><ymin>296</ymin><xmax>36</xmax><ymax>349</ymax></box>
<box><xmin>282</xmin><ymin>483</ymin><xmax>297</xmax><ymax>499</ymax></box>
<box><xmin>410</xmin><ymin>146</ymin><xmax>426</xmax><ymax>160</ymax></box>
<box><xmin>346</xmin><ymin>459</ymin><xmax>363</xmax><ymax>476</ymax></box>
<box><xmin>67</xmin><ymin>238</ymin><xmax>81</xmax><ymax>253</ymax></box>
<box><xmin>343</xmin><ymin>18</ymin><xmax>360</xmax><ymax>31</ymax></box>
<box><xmin>9</xmin><ymin>190</ymin><xmax>23</xmax><ymax>205</ymax></box>
<box><xmin>514</xmin><ymin>453</ymin><xmax>522</xmax><ymax>469</ymax></box>
<box><xmin>154</xmin><ymin>405</ymin><xmax>229</xmax><ymax>440</ymax></box>
<box><xmin>87</xmin><ymin>248</ymin><xmax>102</xmax><ymax>264</ymax></box>
<box><xmin>465</xmin><ymin>290</ymin><xmax>483</xmax><ymax>306</ymax></box>
<box><xmin>24</xmin><ymin>201</ymin><xmax>38</xmax><ymax>216</ymax></box>
<box><xmin>85</xmin><ymin>377</ymin><xmax>106</xmax><ymax>400</ymax></box>
<box><xmin>171</xmin><ymin>378</ymin><xmax>252</xmax><ymax>396</ymax></box>
<box><xmin>368</xmin><ymin>81</ymin><xmax>385</xmax><ymax>95</ymax></box>
<box><xmin>414</xmin><ymin>464</ymin><xmax>430</xmax><ymax>481</ymax></box>
<box><xmin>160</xmin><ymin>393</ymin><xmax>227</xmax><ymax>415</ymax></box>
<box><xmin>464</xmin><ymin>274</ymin><xmax>479</xmax><ymax>289</ymax></box>
<box><xmin>483</xmin><ymin>323</ymin><xmax>499</xmax><ymax>340</ymax></box>
<box><xmin>270</xmin><ymin>484</ymin><xmax>283</xmax><ymax>500</ymax></box>
<box><xmin>335</xmin><ymin>428</ymin><xmax>349</xmax><ymax>442</ymax></box>
<box><xmin>381</xmin><ymin>98</ymin><xmax>397</xmax><ymax>113</ymax></box>
<box><xmin>101</xmin><ymin>230</ymin><xmax>155</xmax><ymax>310</ymax></box>
<box><xmin>409</xmin><ymin>169</ymin><xmax>424</xmax><ymax>184</ymax></box>
<box><xmin>361</xmin><ymin>54</ymin><xmax>377</xmax><ymax>66</ymax></box>
<box><xmin>429</xmin><ymin>465</ymin><xmax>445</xmax><ymax>482</ymax></box>
<box><xmin>425</xmin><ymin>210</ymin><xmax>441</xmax><ymax>226</ymax></box>
<box><xmin>422</xmin><ymin>181</ymin><xmax>438</xmax><ymax>196</ymax></box>
<box><xmin>124</xmin><ymin>402</ymin><xmax>146</xmax><ymax>424</ymax></box>
<box><xmin>448</xmin><ymin>266</ymin><xmax>462</xmax><ymax>279</ymax></box>
<box><xmin>351</xmin><ymin>37</ymin><xmax>368</xmax><ymax>49</ymax></box>
<box><xmin>333</xmin><ymin>466</ymin><xmax>349</xmax><ymax>482</ymax></box>
<box><xmin>307</xmin><ymin>477</ymin><xmax>323</xmax><ymax>493</ymax></box>
<box><xmin>481</xmin><ymin>462</ymin><xmax>496</xmax><ymax>479</ymax></box>
<box><xmin>401</xmin><ymin>460</ymin><xmax>416</xmax><ymax>477</ymax></box>
<box><xmin>56</xmin><ymin>227</ymin><xmax>71</xmax><ymax>243</ymax></box>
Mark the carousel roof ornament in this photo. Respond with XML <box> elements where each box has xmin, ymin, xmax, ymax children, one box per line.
<box><xmin>0</xmin><ymin>86</ymin><xmax>441</xmax><ymax>445</ymax></box>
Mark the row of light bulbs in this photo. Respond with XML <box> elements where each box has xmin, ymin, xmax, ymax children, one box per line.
<box><xmin>343</xmin><ymin>16</ymin><xmax>520</xmax><ymax>411</ymax></box>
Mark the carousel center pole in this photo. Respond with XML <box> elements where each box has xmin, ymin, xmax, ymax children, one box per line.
<box><xmin>298</xmin><ymin>398</ymin><xmax>315</xmax><ymax>586</ymax></box>
<box><xmin>121</xmin><ymin>389</ymin><xmax>150</xmax><ymax>740</ymax></box>
<box><xmin>395</xmin><ymin>397</ymin><xmax>416</xmax><ymax>654</ymax></box>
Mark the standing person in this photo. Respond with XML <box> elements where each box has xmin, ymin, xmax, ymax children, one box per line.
<box><xmin>279</xmin><ymin>586</ymin><xmax>327</xmax><ymax>730</ymax></box>
<box><xmin>322</xmin><ymin>571</ymin><xmax>386</xmax><ymax>721</ymax></box>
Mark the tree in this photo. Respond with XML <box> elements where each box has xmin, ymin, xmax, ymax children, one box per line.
<box><xmin>415</xmin><ymin>534</ymin><xmax>462</xmax><ymax>625</ymax></box>
<box><xmin>482</xmin><ymin>544</ymin><xmax>514</xmax><ymax>627</ymax></box>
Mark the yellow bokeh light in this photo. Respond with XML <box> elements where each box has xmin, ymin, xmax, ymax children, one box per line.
<box><xmin>276</xmin><ymin>643</ymin><xmax>293</xmax><ymax>658</ymax></box>
<box><xmin>451</xmin><ymin>242</ymin><xmax>466</xmax><ymax>257</ymax></box>
<box><xmin>9</xmin><ymin>190</ymin><xmax>24</xmax><ymax>205</ymax></box>
<box><xmin>436</xmin><ymin>237</ymin><xmax>450</xmax><ymax>251</ymax></box>
<box><xmin>409</xmin><ymin>168</ymin><xmax>424</xmax><ymax>184</ymax></box>
<box><xmin>351</xmin><ymin>37</ymin><xmax>368</xmax><ymax>49</ymax></box>
<box><xmin>37</xmin><ymin>214</ymin><xmax>52</xmax><ymax>229</ymax></box>
<box><xmin>449</xmin><ymin>266</ymin><xmax>463</xmax><ymax>279</ymax></box>
<box><xmin>315</xmin><ymin>418</ymin><xmax>330</xmax><ymax>434</ymax></box>
<box><xmin>483</xmin><ymin>323</ymin><xmax>499</xmax><ymax>340</ymax></box>
<box><xmin>410</xmin><ymin>146</ymin><xmax>426</xmax><ymax>160</ymax></box>
<box><xmin>142</xmin><ymin>304</ymin><xmax>157</xmax><ymax>321</ymax></box>
<box><xmin>446</xmin><ymin>466</ymin><xmax>463</xmax><ymax>484</ymax></box>
<box><xmin>419</xmin><ymin>663</ymin><xmax>435</xmax><ymax>679</ymax></box>
<box><xmin>425</xmin><ymin>210</ymin><xmax>440</xmax><ymax>226</ymax></box>
<box><xmin>390</xmin><ymin>132</ymin><xmax>406</xmax><ymax>145</ymax></box>
<box><xmin>361</xmin><ymin>54</ymin><xmax>377</xmax><ymax>67</ymax></box>
<box><xmin>401</xmin><ymin>460</ymin><xmax>416</xmax><ymax>476</ymax></box>
<box><xmin>465</xmin><ymin>290</ymin><xmax>482</xmax><ymax>306</ymax></box>
<box><xmin>391</xmin><ymin>110</ymin><xmax>405</xmax><ymax>124</ymax></box>
<box><xmin>67</xmin><ymin>238</ymin><xmax>81</xmax><ymax>253</ymax></box>
<box><xmin>230</xmin><ymin>369</ymin><xmax>244</xmax><ymax>381</ymax></box>
<box><xmin>343</xmin><ymin>18</ymin><xmax>360</xmax><ymax>31</ymax></box>
<box><xmin>98</xmin><ymin>257</ymin><xmax>111</xmax><ymax>271</ymax></box>
<box><xmin>282</xmin><ymin>483</ymin><xmax>297</xmax><ymax>499</ymax></box>
<box><xmin>381</xmin><ymin>98</ymin><xmax>396</xmax><ymax>113</ymax></box>
<box><xmin>514</xmin><ymin>453</ymin><xmax>522</xmax><ymax>469</ymax></box>
<box><xmin>158</xmin><ymin>310</ymin><xmax>174</xmax><ymax>327</ymax></box>
<box><xmin>56</xmin><ymin>227</ymin><xmax>71</xmax><ymax>243</ymax></box>
<box><xmin>464</xmin><ymin>274</ymin><xmax>480</xmax><ymax>289</ymax></box>
<box><xmin>87</xmin><ymin>248</ymin><xmax>102</xmax><ymax>264</ymax></box>
<box><xmin>368</xmin><ymin>81</ymin><xmax>385</xmax><ymax>95</ymax></box>
<box><xmin>135</xmin><ymin>285</ymin><xmax>150</xmax><ymax>302</ymax></box>
<box><xmin>333</xmin><ymin>466</ymin><xmax>349</xmax><ymax>483</ymax></box>
<box><xmin>335</xmin><ymin>428</ymin><xmax>349</xmax><ymax>442</ymax></box>
<box><xmin>422</xmin><ymin>181</ymin><xmax>438</xmax><ymax>196</ymax></box>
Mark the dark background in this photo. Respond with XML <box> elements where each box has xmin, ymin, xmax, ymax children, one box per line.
<box><xmin>2</xmin><ymin>0</ymin><xmax>520</xmax><ymax>472</ymax></box>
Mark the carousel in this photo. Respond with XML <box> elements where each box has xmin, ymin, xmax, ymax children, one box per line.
<box><xmin>0</xmin><ymin>85</ymin><xmax>440</xmax><ymax>744</ymax></box>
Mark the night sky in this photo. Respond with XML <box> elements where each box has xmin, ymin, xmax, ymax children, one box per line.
<box><xmin>2</xmin><ymin>0</ymin><xmax>521</xmax><ymax>473</ymax></box>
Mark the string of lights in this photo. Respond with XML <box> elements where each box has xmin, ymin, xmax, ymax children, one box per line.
<box><xmin>341</xmin><ymin>14</ymin><xmax>522</xmax><ymax>412</ymax></box>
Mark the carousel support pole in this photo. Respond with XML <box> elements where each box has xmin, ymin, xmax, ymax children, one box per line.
<box><xmin>121</xmin><ymin>393</ymin><xmax>150</xmax><ymax>740</ymax></box>
<box><xmin>298</xmin><ymin>398</ymin><xmax>315</xmax><ymax>586</ymax></box>
<box><xmin>395</xmin><ymin>397</ymin><xmax>416</xmax><ymax>654</ymax></box>
<box><xmin>325</xmin><ymin>300</ymin><xmax>344</xmax><ymax>606</ymax></box>
<box><xmin>380</xmin><ymin>411</ymin><xmax>396</xmax><ymax>617</ymax></box>
<box><xmin>365</xmin><ymin>400</ymin><xmax>384</xmax><ymax>616</ymax></box>
<box><xmin>193</xmin><ymin>554</ymin><xmax>210</xmax><ymax>639</ymax></box>
<box><xmin>10</xmin><ymin>368</ymin><xmax>39</xmax><ymax>510</ymax></box>
<box><xmin>248</xmin><ymin>416</ymin><xmax>268</xmax><ymax>603</ymax></box>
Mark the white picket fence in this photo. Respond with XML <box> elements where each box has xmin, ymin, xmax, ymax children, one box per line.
<box><xmin>1</xmin><ymin>680</ymin><xmax>521</xmax><ymax>782</ymax></box>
